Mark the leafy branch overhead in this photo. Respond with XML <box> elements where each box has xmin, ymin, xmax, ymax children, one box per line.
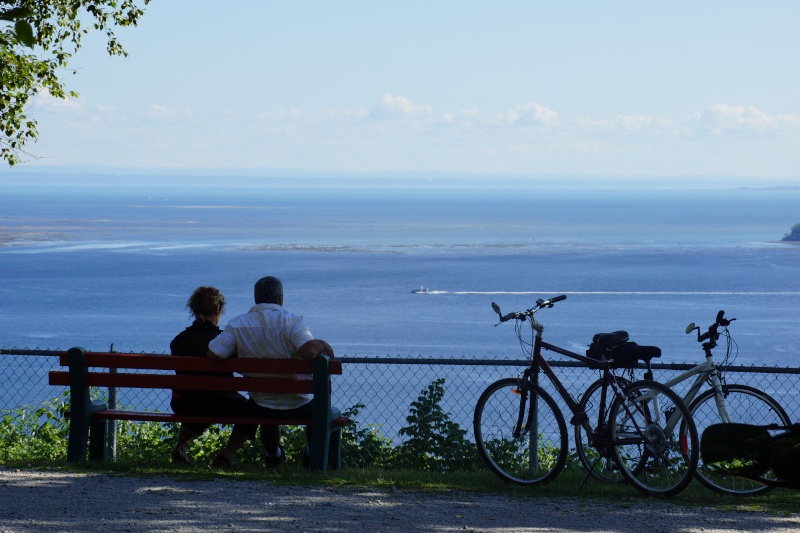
<box><xmin>0</xmin><ymin>0</ymin><xmax>151</xmax><ymax>166</ymax></box>
<box><xmin>0</xmin><ymin>6</ymin><xmax>34</xmax><ymax>47</ymax></box>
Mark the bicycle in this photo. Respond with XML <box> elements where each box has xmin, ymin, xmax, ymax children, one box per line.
<box><xmin>577</xmin><ymin>310</ymin><xmax>791</xmax><ymax>496</ymax></box>
<box><xmin>474</xmin><ymin>295</ymin><xmax>699</xmax><ymax>498</ymax></box>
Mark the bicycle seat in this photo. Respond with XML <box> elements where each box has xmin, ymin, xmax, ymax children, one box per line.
<box><xmin>611</xmin><ymin>343</ymin><xmax>661</xmax><ymax>364</ymax></box>
<box><xmin>591</xmin><ymin>330</ymin><xmax>630</xmax><ymax>348</ymax></box>
<box><xmin>599</xmin><ymin>344</ymin><xmax>661</xmax><ymax>368</ymax></box>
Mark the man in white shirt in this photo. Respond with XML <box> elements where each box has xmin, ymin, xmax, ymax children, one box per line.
<box><xmin>207</xmin><ymin>276</ymin><xmax>334</xmax><ymax>467</ymax></box>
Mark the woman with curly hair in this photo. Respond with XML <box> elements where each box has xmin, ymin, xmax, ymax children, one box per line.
<box><xmin>170</xmin><ymin>286</ymin><xmax>256</xmax><ymax>467</ymax></box>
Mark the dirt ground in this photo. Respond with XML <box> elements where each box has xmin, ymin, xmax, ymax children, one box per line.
<box><xmin>2</xmin><ymin>468</ymin><xmax>799</xmax><ymax>532</ymax></box>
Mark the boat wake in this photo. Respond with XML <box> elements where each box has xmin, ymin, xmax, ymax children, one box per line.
<box><xmin>412</xmin><ymin>290</ymin><xmax>800</xmax><ymax>296</ymax></box>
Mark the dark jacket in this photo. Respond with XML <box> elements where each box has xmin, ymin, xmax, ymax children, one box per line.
<box><xmin>170</xmin><ymin>319</ymin><xmax>232</xmax><ymax>396</ymax></box>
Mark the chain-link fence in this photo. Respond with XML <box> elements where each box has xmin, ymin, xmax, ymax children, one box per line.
<box><xmin>3</xmin><ymin>348</ymin><xmax>799</xmax><ymax>464</ymax></box>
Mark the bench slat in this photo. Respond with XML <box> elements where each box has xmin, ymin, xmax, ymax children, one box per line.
<box><xmin>50</xmin><ymin>370</ymin><xmax>317</xmax><ymax>393</ymax></box>
<box><xmin>65</xmin><ymin>409</ymin><xmax>349</xmax><ymax>427</ymax></box>
<box><xmin>58</xmin><ymin>352</ymin><xmax>342</xmax><ymax>374</ymax></box>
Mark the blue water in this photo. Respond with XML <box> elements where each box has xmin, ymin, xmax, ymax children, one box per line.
<box><xmin>2</xmin><ymin>180</ymin><xmax>799</xmax><ymax>367</ymax></box>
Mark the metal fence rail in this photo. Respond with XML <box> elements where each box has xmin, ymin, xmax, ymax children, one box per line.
<box><xmin>3</xmin><ymin>348</ymin><xmax>799</xmax><ymax>459</ymax></box>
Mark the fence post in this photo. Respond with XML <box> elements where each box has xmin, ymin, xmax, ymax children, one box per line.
<box><xmin>530</xmin><ymin>360</ymin><xmax>541</xmax><ymax>472</ymax></box>
<box><xmin>106</xmin><ymin>343</ymin><xmax>117</xmax><ymax>461</ymax></box>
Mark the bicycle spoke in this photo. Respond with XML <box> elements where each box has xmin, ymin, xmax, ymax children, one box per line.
<box><xmin>610</xmin><ymin>381</ymin><xmax>698</xmax><ymax>498</ymax></box>
<box><xmin>690</xmin><ymin>385</ymin><xmax>791</xmax><ymax>495</ymax></box>
<box><xmin>474</xmin><ymin>378</ymin><xmax>568</xmax><ymax>485</ymax></box>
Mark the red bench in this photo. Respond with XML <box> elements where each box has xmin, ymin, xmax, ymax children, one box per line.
<box><xmin>48</xmin><ymin>347</ymin><xmax>348</xmax><ymax>470</ymax></box>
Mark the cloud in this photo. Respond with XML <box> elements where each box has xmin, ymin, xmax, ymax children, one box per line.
<box><xmin>25</xmin><ymin>86</ymin><xmax>800</xmax><ymax>177</ymax></box>
<box><xmin>694</xmin><ymin>104</ymin><xmax>800</xmax><ymax>134</ymax></box>
<box><xmin>497</xmin><ymin>102</ymin><xmax>559</xmax><ymax>126</ymax></box>
<box><xmin>613</xmin><ymin>115</ymin><xmax>673</xmax><ymax>131</ymax></box>
<box><xmin>32</xmin><ymin>90</ymin><xmax>83</xmax><ymax>112</ymax></box>
<box><xmin>324</xmin><ymin>107</ymin><xmax>369</xmax><ymax>120</ymax></box>
<box><xmin>145</xmin><ymin>104</ymin><xmax>194</xmax><ymax>121</ymax></box>
<box><xmin>255</xmin><ymin>109</ymin><xmax>303</xmax><ymax>122</ymax></box>
<box><xmin>368</xmin><ymin>94</ymin><xmax>432</xmax><ymax>120</ymax></box>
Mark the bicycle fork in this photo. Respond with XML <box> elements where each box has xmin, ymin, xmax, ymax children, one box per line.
<box><xmin>511</xmin><ymin>370</ymin><xmax>541</xmax><ymax>471</ymax></box>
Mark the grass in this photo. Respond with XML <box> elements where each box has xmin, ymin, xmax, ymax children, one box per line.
<box><xmin>3</xmin><ymin>392</ymin><xmax>798</xmax><ymax>516</ymax></box>
<box><xmin>5</xmin><ymin>457</ymin><xmax>800</xmax><ymax>516</ymax></box>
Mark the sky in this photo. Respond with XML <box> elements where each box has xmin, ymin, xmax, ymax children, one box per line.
<box><xmin>8</xmin><ymin>1</ymin><xmax>800</xmax><ymax>179</ymax></box>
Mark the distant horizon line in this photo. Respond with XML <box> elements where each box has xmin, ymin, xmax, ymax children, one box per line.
<box><xmin>3</xmin><ymin>166</ymin><xmax>800</xmax><ymax>194</ymax></box>
<box><xmin>5</xmin><ymin>164</ymin><xmax>800</xmax><ymax>181</ymax></box>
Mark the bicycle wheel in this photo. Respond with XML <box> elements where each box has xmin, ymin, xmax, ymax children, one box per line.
<box><xmin>687</xmin><ymin>384</ymin><xmax>791</xmax><ymax>496</ymax></box>
<box><xmin>609</xmin><ymin>380</ymin><xmax>699</xmax><ymax>498</ymax></box>
<box><xmin>575</xmin><ymin>376</ymin><xmax>630</xmax><ymax>483</ymax></box>
<box><xmin>474</xmin><ymin>377</ymin><xmax>568</xmax><ymax>485</ymax></box>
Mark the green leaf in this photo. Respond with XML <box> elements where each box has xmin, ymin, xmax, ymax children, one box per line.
<box><xmin>14</xmin><ymin>20</ymin><xmax>35</xmax><ymax>47</ymax></box>
<box><xmin>1</xmin><ymin>7</ymin><xmax>34</xmax><ymax>21</ymax></box>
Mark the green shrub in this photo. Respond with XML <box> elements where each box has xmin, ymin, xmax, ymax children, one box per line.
<box><xmin>340</xmin><ymin>403</ymin><xmax>396</xmax><ymax>468</ymax></box>
<box><xmin>0</xmin><ymin>393</ymin><xmax>68</xmax><ymax>463</ymax></box>
<box><xmin>393</xmin><ymin>378</ymin><xmax>480</xmax><ymax>472</ymax></box>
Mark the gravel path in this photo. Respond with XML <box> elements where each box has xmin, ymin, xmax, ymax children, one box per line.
<box><xmin>2</xmin><ymin>468</ymin><xmax>799</xmax><ymax>532</ymax></box>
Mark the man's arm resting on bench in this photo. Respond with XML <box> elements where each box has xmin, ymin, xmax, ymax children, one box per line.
<box><xmin>208</xmin><ymin>339</ymin><xmax>334</xmax><ymax>361</ymax></box>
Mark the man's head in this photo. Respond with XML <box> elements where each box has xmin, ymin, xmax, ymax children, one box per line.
<box><xmin>254</xmin><ymin>276</ymin><xmax>283</xmax><ymax>305</ymax></box>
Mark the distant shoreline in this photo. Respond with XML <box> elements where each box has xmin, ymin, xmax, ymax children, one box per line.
<box><xmin>4</xmin><ymin>167</ymin><xmax>800</xmax><ymax>192</ymax></box>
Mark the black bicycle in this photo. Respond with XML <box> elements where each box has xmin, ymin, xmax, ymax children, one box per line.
<box><xmin>474</xmin><ymin>295</ymin><xmax>699</xmax><ymax>498</ymax></box>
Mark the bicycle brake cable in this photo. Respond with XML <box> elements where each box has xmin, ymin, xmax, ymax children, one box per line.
<box><xmin>515</xmin><ymin>320</ymin><xmax>533</xmax><ymax>359</ymax></box>
<box><xmin>724</xmin><ymin>327</ymin><xmax>739</xmax><ymax>366</ymax></box>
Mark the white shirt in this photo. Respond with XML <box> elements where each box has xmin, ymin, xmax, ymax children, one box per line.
<box><xmin>208</xmin><ymin>303</ymin><xmax>315</xmax><ymax>409</ymax></box>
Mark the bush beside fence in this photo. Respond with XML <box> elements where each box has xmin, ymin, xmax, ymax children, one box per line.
<box><xmin>2</xmin><ymin>349</ymin><xmax>799</xmax><ymax>468</ymax></box>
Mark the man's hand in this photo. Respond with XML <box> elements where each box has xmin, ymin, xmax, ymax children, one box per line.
<box><xmin>297</xmin><ymin>339</ymin><xmax>335</xmax><ymax>360</ymax></box>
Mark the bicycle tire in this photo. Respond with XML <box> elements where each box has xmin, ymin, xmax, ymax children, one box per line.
<box><xmin>474</xmin><ymin>377</ymin><xmax>568</xmax><ymax>485</ymax></box>
<box><xmin>686</xmin><ymin>384</ymin><xmax>791</xmax><ymax>496</ymax></box>
<box><xmin>575</xmin><ymin>376</ymin><xmax>631</xmax><ymax>483</ymax></box>
<box><xmin>610</xmin><ymin>380</ymin><xmax>699</xmax><ymax>498</ymax></box>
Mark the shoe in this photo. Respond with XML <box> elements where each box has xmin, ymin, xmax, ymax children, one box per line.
<box><xmin>212</xmin><ymin>453</ymin><xmax>234</xmax><ymax>468</ymax></box>
<box><xmin>172</xmin><ymin>448</ymin><xmax>191</xmax><ymax>465</ymax></box>
<box><xmin>264</xmin><ymin>445</ymin><xmax>285</xmax><ymax>468</ymax></box>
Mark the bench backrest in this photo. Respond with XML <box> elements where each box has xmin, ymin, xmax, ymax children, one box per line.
<box><xmin>49</xmin><ymin>348</ymin><xmax>342</xmax><ymax>395</ymax></box>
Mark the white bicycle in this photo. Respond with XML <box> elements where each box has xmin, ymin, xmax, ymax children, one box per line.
<box><xmin>576</xmin><ymin>310</ymin><xmax>791</xmax><ymax>495</ymax></box>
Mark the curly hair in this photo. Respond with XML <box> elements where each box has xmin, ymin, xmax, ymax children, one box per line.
<box><xmin>187</xmin><ymin>286</ymin><xmax>225</xmax><ymax>320</ymax></box>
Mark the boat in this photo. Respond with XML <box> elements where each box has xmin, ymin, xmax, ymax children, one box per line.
<box><xmin>411</xmin><ymin>287</ymin><xmax>429</xmax><ymax>294</ymax></box>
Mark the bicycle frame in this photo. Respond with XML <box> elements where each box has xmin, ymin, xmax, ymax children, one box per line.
<box><xmin>517</xmin><ymin>314</ymin><xmax>654</xmax><ymax>449</ymax></box>
<box><xmin>642</xmin><ymin>341</ymin><xmax>732</xmax><ymax>424</ymax></box>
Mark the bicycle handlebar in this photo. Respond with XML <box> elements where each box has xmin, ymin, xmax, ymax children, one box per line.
<box><xmin>692</xmin><ymin>309</ymin><xmax>736</xmax><ymax>345</ymax></box>
<box><xmin>491</xmin><ymin>294</ymin><xmax>567</xmax><ymax>324</ymax></box>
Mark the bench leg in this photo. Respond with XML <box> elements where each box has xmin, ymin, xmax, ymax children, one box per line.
<box><xmin>308</xmin><ymin>427</ymin><xmax>343</xmax><ymax>471</ymax></box>
<box><xmin>66</xmin><ymin>399</ymin><xmax>108</xmax><ymax>463</ymax></box>
<box><xmin>67</xmin><ymin>417</ymin><xmax>89</xmax><ymax>463</ymax></box>
<box><xmin>89</xmin><ymin>420</ymin><xmax>109</xmax><ymax>461</ymax></box>
<box><xmin>309</xmin><ymin>428</ymin><xmax>330</xmax><ymax>471</ymax></box>
<box><xmin>329</xmin><ymin>428</ymin><xmax>342</xmax><ymax>470</ymax></box>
